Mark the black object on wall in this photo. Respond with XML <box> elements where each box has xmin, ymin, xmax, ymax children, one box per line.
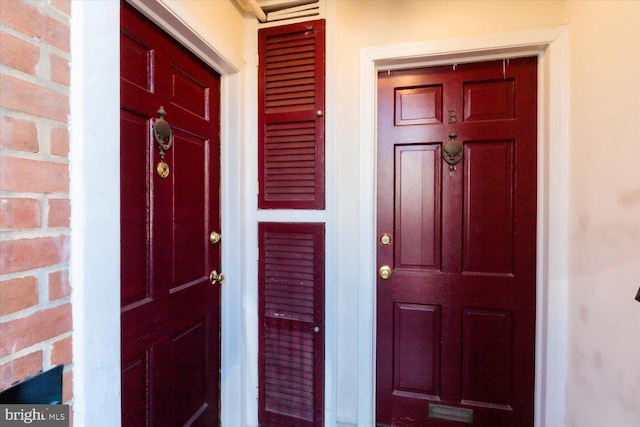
<box><xmin>0</xmin><ymin>365</ymin><xmax>63</xmax><ymax>404</ymax></box>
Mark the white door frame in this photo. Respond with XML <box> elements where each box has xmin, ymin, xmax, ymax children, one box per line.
<box><xmin>70</xmin><ymin>1</ymin><xmax>245</xmax><ymax>425</ymax></box>
<box><xmin>357</xmin><ymin>27</ymin><xmax>569</xmax><ymax>427</ymax></box>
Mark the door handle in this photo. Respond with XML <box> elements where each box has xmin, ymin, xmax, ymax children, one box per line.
<box><xmin>378</xmin><ymin>265</ymin><xmax>392</xmax><ymax>280</ymax></box>
<box><xmin>209</xmin><ymin>231</ymin><xmax>221</xmax><ymax>244</ymax></box>
<box><xmin>210</xmin><ymin>270</ymin><xmax>224</xmax><ymax>285</ymax></box>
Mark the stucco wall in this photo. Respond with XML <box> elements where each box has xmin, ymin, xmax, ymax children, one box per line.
<box><xmin>566</xmin><ymin>1</ymin><xmax>640</xmax><ymax>426</ymax></box>
<box><xmin>179</xmin><ymin>0</ymin><xmax>245</xmax><ymax>63</ymax></box>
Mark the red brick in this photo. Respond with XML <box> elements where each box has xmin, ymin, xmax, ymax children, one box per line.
<box><xmin>0</xmin><ymin>31</ymin><xmax>39</xmax><ymax>75</ymax></box>
<box><xmin>0</xmin><ymin>235</ymin><xmax>69</xmax><ymax>275</ymax></box>
<box><xmin>48</xmin><ymin>269</ymin><xmax>70</xmax><ymax>300</ymax></box>
<box><xmin>50</xmin><ymin>336</ymin><xmax>72</xmax><ymax>367</ymax></box>
<box><xmin>62</xmin><ymin>369</ymin><xmax>72</xmax><ymax>403</ymax></box>
<box><xmin>0</xmin><ymin>350</ymin><xmax>43</xmax><ymax>390</ymax></box>
<box><xmin>0</xmin><ymin>1</ymin><xmax>70</xmax><ymax>53</ymax></box>
<box><xmin>0</xmin><ymin>75</ymin><xmax>69</xmax><ymax>123</ymax></box>
<box><xmin>0</xmin><ymin>303</ymin><xmax>72</xmax><ymax>358</ymax></box>
<box><xmin>48</xmin><ymin>198</ymin><xmax>70</xmax><ymax>228</ymax></box>
<box><xmin>0</xmin><ymin>116</ymin><xmax>39</xmax><ymax>152</ymax></box>
<box><xmin>50</xmin><ymin>53</ymin><xmax>70</xmax><ymax>87</ymax></box>
<box><xmin>50</xmin><ymin>127</ymin><xmax>69</xmax><ymax>157</ymax></box>
<box><xmin>0</xmin><ymin>156</ymin><xmax>69</xmax><ymax>193</ymax></box>
<box><xmin>0</xmin><ymin>198</ymin><xmax>41</xmax><ymax>230</ymax></box>
<box><xmin>0</xmin><ymin>276</ymin><xmax>39</xmax><ymax>316</ymax></box>
<box><xmin>51</xmin><ymin>1</ymin><xmax>71</xmax><ymax>17</ymax></box>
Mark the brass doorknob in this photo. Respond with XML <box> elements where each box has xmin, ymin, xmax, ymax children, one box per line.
<box><xmin>210</xmin><ymin>270</ymin><xmax>224</xmax><ymax>285</ymax></box>
<box><xmin>209</xmin><ymin>231</ymin><xmax>221</xmax><ymax>244</ymax></box>
<box><xmin>378</xmin><ymin>265</ymin><xmax>392</xmax><ymax>279</ymax></box>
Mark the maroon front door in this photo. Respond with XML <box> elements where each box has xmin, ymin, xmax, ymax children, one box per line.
<box><xmin>120</xmin><ymin>2</ymin><xmax>221</xmax><ymax>425</ymax></box>
<box><xmin>376</xmin><ymin>58</ymin><xmax>537</xmax><ymax>426</ymax></box>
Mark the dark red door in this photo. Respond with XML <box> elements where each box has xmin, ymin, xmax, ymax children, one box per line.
<box><xmin>120</xmin><ymin>2</ymin><xmax>221</xmax><ymax>425</ymax></box>
<box><xmin>376</xmin><ymin>58</ymin><xmax>537</xmax><ymax>426</ymax></box>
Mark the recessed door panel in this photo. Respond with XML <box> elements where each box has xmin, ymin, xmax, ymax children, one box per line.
<box><xmin>120</xmin><ymin>110</ymin><xmax>151</xmax><ymax>307</ymax></box>
<box><xmin>395</xmin><ymin>85</ymin><xmax>443</xmax><ymax>126</ymax></box>
<box><xmin>172</xmin><ymin>131</ymin><xmax>209</xmax><ymax>288</ymax></box>
<box><xmin>171</xmin><ymin>321</ymin><xmax>207</xmax><ymax>425</ymax></box>
<box><xmin>463</xmin><ymin>140</ymin><xmax>514</xmax><ymax>275</ymax></box>
<box><xmin>121</xmin><ymin>353</ymin><xmax>149</xmax><ymax>427</ymax></box>
<box><xmin>393</xmin><ymin>303</ymin><xmax>441</xmax><ymax>397</ymax></box>
<box><xmin>395</xmin><ymin>144</ymin><xmax>442</xmax><ymax>270</ymax></box>
<box><xmin>170</xmin><ymin>64</ymin><xmax>209</xmax><ymax>119</ymax></box>
<box><xmin>464</xmin><ymin>79</ymin><xmax>516</xmax><ymax>122</ymax></box>
<box><xmin>120</xmin><ymin>31</ymin><xmax>153</xmax><ymax>92</ymax></box>
<box><xmin>461</xmin><ymin>308</ymin><xmax>513</xmax><ymax>408</ymax></box>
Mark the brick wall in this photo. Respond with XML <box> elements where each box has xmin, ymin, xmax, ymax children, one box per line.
<box><xmin>0</xmin><ymin>0</ymin><xmax>72</xmax><ymax>411</ymax></box>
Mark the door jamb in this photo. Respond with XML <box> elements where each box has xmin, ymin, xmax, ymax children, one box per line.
<box><xmin>358</xmin><ymin>27</ymin><xmax>569</xmax><ymax>427</ymax></box>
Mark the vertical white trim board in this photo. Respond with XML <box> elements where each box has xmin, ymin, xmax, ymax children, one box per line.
<box><xmin>358</xmin><ymin>26</ymin><xmax>569</xmax><ymax>427</ymax></box>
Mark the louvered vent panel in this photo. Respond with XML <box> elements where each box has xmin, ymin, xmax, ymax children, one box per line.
<box><xmin>264</xmin><ymin>231</ymin><xmax>315</xmax><ymax>321</ymax></box>
<box><xmin>264</xmin><ymin>326</ymin><xmax>315</xmax><ymax>421</ymax></box>
<box><xmin>264</xmin><ymin>121</ymin><xmax>317</xmax><ymax>201</ymax></box>
<box><xmin>265</xmin><ymin>32</ymin><xmax>316</xmax><ymax>113</ymax></box>
<box><xmin>258</xmin><ymin>222</ymin><xmax>324</xmax><ymax>427</ymax></box>
<box><xmin>259</xmin><ymin>19</ymin><xmax>325</xmax><ymax>210</ymax></box>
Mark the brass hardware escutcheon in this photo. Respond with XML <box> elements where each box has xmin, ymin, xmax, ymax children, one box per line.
<box><xmin>209</xmin><ymin>231</ymin><xmax>221</xmax><ymax>244</ymax></box>
<box><xmin>156</xmin><ymin>161</ymin><xmax>169</xmax><ymax>178</ymax></box>
<box><xmin>378</xmin><ymin>265</ymin><xmax>392</xmax><ymax>280</ymax></box>
<box><xmin>380</xmin><ymin>233</ymin><xmax>392</xmax><ymax>245</ymax></box>
<box><xmin>210</xmin><ymin>270</ymin><xmax>224</xmax><ymax>285</ymax></box>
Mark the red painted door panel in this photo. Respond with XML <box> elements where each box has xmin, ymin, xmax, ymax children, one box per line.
<box><xmin>376</xmin><ymin>58</ymin><xmax>537</xmax><ymax>426</ymax></box>
<box><xmin>120</xmin><ymin>2</ymin><xmax>221</xmax><ymax>425</ymax></box>
<box><xmin>258</xmin><ymin>222</ymin><xmax>325</xmax><ymax>427</ymax></box>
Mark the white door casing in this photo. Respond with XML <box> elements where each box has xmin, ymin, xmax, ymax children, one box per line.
<box><xmin>357</xmin><ymin>27</ymin><xmax>569</xmax><ymax>427</ymax></box>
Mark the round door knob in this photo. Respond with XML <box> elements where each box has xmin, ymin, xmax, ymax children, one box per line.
<box><xmin>313</xmin><ymin>326</ymin><xmax>320</xmax><ymax>333</ymax></box>
<box><xmin>210</xmin><ymin>270</ymin><xmax>224</xmax><ymax>285</ymax></box>
<box><xmin>378</xmin><ymin>265</ymin><xmax>392</xmax><ymax>280</ymax></box>
<box><xmin>209</xmin><ymin>231</ymin><xmax>221</xmax><ymax>244</ymax></box>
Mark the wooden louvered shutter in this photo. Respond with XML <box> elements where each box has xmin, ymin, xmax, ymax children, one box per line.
<box><xmin>258</xmin><ymin>222</ymin><xmax>325</xmax><ymax>427</ymax></box>
<box><xmin>258</xmin><ymin>20</ymin><xmax>325</xmax><ymax>209</ymax></box>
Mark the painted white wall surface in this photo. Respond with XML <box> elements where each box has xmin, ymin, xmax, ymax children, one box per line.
<box><xmin>181</xmin><ymin>0</ymin><xmax>246</xmax><ymax>60</ymax></box>
<box><xmin>70</xmin><ymin>1</ymin><xmax>122</xmax><ymax>425</ymax></box>
<box><xmin>565</xmin><ymin>2</ymin><xmax>640</xmax><ymax>426</ymax></box>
